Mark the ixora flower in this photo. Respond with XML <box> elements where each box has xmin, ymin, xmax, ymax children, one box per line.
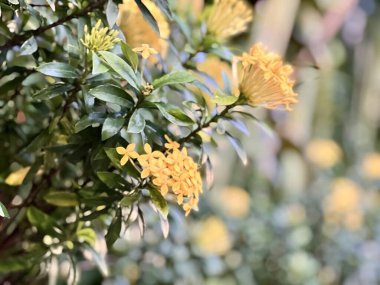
<box><xmin>132</xmin><ymin>44</ymin><xmax>158</xmax><ymax>59</ymax></box>
<box><xmin>206</xmin><ymin>0</ymin><xmax>253</xmax><ymax>41</ymax></box>
<box><xmin>235</xmin><ymin>43</ymin><xmax>298</xmax><ymax>110</ymax></box>
<box><xmin>81</xmin><ymin>20</ymin><xmax>120</xmax><ymax>52</ymax></box>
<box><xmin>117</xmin><ymin>137</ymin><xmax>203</xmax><ymax>216</ymax></box>
<box><xmin>116</xmin><ymin>144</ymin><xmax>139</xmax><ymax>166</ymax></box>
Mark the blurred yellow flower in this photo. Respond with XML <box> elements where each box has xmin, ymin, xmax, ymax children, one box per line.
<box><xmin>132</xmin><ymin>44</ymin><xmax>158</xmax><ymax>59</ymax></box>
<box><xmin>237</xmin><ymin>43</ymin><xmax>298</xmax><ymax>110</ymax></box>
<box><xmin>117</xmin><ymin>0</ymin><xmax>170</xmax><ymax>58</ymax></box>
<box><xmin>324</xmin><ymin>178</ymin><xmax>363</xmax><ymax>230</ymax></box>
<box><xmin>206</xmin><ymin>0</ymin><xmax>253</xmax><ymax>41</ymax></box>
<box><xmin>116</xmin><ymin>144</ymin><xmax>139</xmax><ymax>166</ymax></box>
<box><xmin>218</xmin><ymin>186</ymin><xmax>250</xmax><ymax>218</ymax></box>
<box><xmin>81</xmin><ymin>20</ymin><xmax>120</xmax><ymax>52</ymax></box>
<box><xmin>5</xmin><ymin>166</ymin><xmax>30</xmax><ymax>186</ymax></box>
<box><xmin>362</xmin><ymin>153</ymin><xmax>380</xmax><ymax>179</ymax></box>
<box><xmin>305</xmin><ymin>139</ymin><xmax>342</xmax><ymax>168</ymax></box>
<box><xmin>197</xmin><ymin>56</ymin><xmax>232</xmax><ymax>89</ymax></box>
<box><xmin>193</xmin><ymin>216</ymin><xmax>231</xmax><ymax>256</ymax></box>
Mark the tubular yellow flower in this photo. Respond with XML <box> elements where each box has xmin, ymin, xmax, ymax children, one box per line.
<box><xmin>237</xmin><ymin>43</ymin><xmax>298</xmax><ymax>110</ymax></box>
<box><xmin>206</xmin><ymin>0</ymin><xmax>253</xmax><ymax>41</ymax></box>
<box><xmin>81</xmin><ymin>20</ymin><xmax>120</xmax><ymax>52</ymax></box>
<box><xmin>132</xmin><ymin>44</ymin><xmax>158</xmax><ymax>59</ymax></box>
<box><xmin>117</xmin><ymin>0</ymin><xmax>170</xmax><ymax>58</ymax></box>
<box><xmin>135</xmin><ymin>139</ymin><xmax>203</xmax><ymax>216</ymax></box>
<box><xmin>116</xmin><ymin>144</ymin><xmax>139</xmax><ymax>166</ymax></box>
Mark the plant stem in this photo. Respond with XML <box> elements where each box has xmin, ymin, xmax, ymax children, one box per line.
<box><xmin>0</xmin><ymin>0</ymin><xmax>107</xmax><ymax>52</ymax></box>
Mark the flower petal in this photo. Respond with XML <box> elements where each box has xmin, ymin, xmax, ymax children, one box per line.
<box><xmin>120</xmin><ymin>155</ymin><xmax>129</xmax><ymax>166</ymax></box>
<box><xmin>116</xmin><ymin>147</ymin><xmax>126</xmax><ymax>154</ymax></box>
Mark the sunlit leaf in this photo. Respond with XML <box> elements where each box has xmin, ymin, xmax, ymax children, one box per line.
<box><xmin>101</xmin><ymin>117</ymin><xmax>125</xmax><ymax>140</ymax></box>
<box><xmin>153</xmin><ymin>71</ymin><xmax>196</xmax><ymax>89</ymax></box>
<box><xmin>44</xmin><ymin>191</ymin><xmax>78</xmax><ymax>207</ymax></box>
<box><xmin>37</xmin><ymin>62</ymin><xmax>78</xmax><ymax>79</ymax></box>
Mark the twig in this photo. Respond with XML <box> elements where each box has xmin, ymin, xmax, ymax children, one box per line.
<box><xmin>0</xmin><ymin>0</ymin><xmax>107</xmax><ymax>52</ymax></box>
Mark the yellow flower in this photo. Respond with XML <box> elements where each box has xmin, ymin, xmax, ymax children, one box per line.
<box><xmin>117</xmin><ymin>0</ymin><xmax>170</xmax><ymax>59</ymax></box>
<box><xmin>218</xmin><ymin>186</ymin><xmax>250</xmax><ymax>218</ymax></box>
<box><xmin>206</xmin><ymin>0</ymin><xmax>253</xmax><ymax>41</ymax></box>
<box><xmin>81</xmin><ymin>20</ymin><xmax>120</xmax><ymax>52</ymax></box>
<box><xmin>132</xmin><ymin>44</ymin><xmax>158</xmax><ymax>59</ymax></box>
<box><xmin>362</xmin><ymin>153</ymin><xmax>380</xmax><ymax>179</ymax></box>
<box><xmin>237</xmin><ymin>43</ymin><xmax>298</xmax><ymax>110</ymax></box>
<box><xmin>193</xmin><ymin>216</ymin><xmax>231</xmax><ymax>256</ymax></box>
<box><xmin>305</xmin><ymin>139</ymin><xmax>342</xmax><ymax>168</ymax></box>
<box><xmin>164</xmin><ymin>135</ymin><xmax>180</xmax><ymax>150</ymax></box>
<box><xmin>116</xmin><ymin>144</ymin><xmax>139</xmax><ymax>166</ymax></box>
<box><xmin>324</xmin><ymin>178</ymin><xmax>363</xmax><ymax>230</ymax></box>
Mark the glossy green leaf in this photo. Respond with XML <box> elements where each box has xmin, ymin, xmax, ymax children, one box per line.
<box><xmin>101</xmin><ymin>117</ymin><xmax>125</xmax><ymax>140</ymax></box>
<box><xmin>75</xmin><ymin>112</ymin><xmax>106</xmax><ymax>133</ymax></box>
<box><xmin>0</xmin><ymin>202</ymin><xmax>10</xmax><ymax>218</ymax></box>
<box><xmin>97</xmin><ymin>171</ymin><xmax>130</xmax><ymax>190</ymax></box>
<box><xmin>148</xmin><ymin>186</ymin><xmax>169</xmax><ymax>218</ymax></box>
<box><xmin>89</xmin><ymin>85</ymin><xmax>134</xmax><ymax>108</ymax></box>
<box><xmin>120</xmin><ymin>42</ymin><xmax>138</xmax><ymax>71</ymax></box>
<box><xmin>212</xmin><ymin>90</ymin><xmax>238</xmax><ymax>106</ymax></box>
<box><xmin>105</xmin><ymin>210</ymin><xmax>121</xmax><ymax>248</ymax></box>
<box><xmin>37</xmin><ymin>62</ymin><xmax>78</xmax><ymax>79</ymax></box>
<box><xmin>44</xmin><ymin>191</ymin><xmax>78</xmax><ymax>207</ymax></box>
<box><xmin>98</xmin><ymin>51</ymin><xmax>140</xmax><ymax>90</ymax></box>
<box><xmin>127</xmin><ymin>110</ymin><xmax>145</xmax><ymax>133</ymax></box>
<box><xmin>120</xmin><ymin>192</ymin><xmax>140</xmax><ymax>207</ymax></box>
<box><xmin>155</xmin><ymin>102</ymin><xmax>194</xmax><ymax>126</ymax></box>
<box><xmin>92</xmin><ymin>52</ymin><xmax>109</xmax><ymax>74</ymax></box>
<box><xmin>33</xmin><ymin>84</ymin><xmax>73</xmax><ymax>100</ymax></box>
<box><xmin>153</xmin><ymin>71</ymin><xmax>196</xmax><ymax>89</ymax></box>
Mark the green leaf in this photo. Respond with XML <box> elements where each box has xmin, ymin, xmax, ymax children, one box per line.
<box><xmin>75</xmin><ymin>112</ymin><xmax>106</xmax><ymax>133</ymax></box>
<box><xmin>135</xmin><ymin>0</ymin><xmax>160</xmax><ymax>34</ymax></box>
<box><xmin>156</xmin><ymin>0</ymin><xmax>172</xmax><ymax>20</ymax></box>
<box><xmin>20</xmin><ymin>36</ymin><xmax>37</xmax><ymax>55</ymax></box>
<box><xmin>96</xmin><ymin>171</ymin><xmax>130</xmax><ymax>190</ymax></box>
<box><xmin>120</xmin><ymin>192</ymin><xmax>140</xmax><ymax>207</ymax></box>
<box><xmin>44</xmin><ymin>191</ymin><xmax>79</xmax><ymax>207</ymax></box>
<box><xmin>0</xmin><ymin>251</ymin><xmax>45</xmax><ymax>274</ymax></box>
<box><xmin>26</xmin><ymin>206</ymin><xmax>59</xmax><ymax>235</ymax></box>
<box><xmin>33</xmin><ymin>84</ymin><xmax>73</xmax><ymax>100</ymax></box>
<box><xmin>148</xmin><ymin>186</ymin><xmax>169</xmax><ymax>218</ymax></box>
<box><xmin>77</xmin><ymin>228</ymin><xmax>96</xmax><ymax>246</ymax></box>
<box><xmin>120</xmin><ymin>42</ymin><xmax>138</xmax><ymax>71</ymax></box>
<box><xmin>89</xmin><ymin>84</ymin><xmax>134</xmax><ymax>108</ymax></box>
<box><xmin>92</xmin><ymin>52</ymin><xmax>109</xmax><ymax>74</ymax></box>
<box><xmin>104</xmin><ymin>147</ymin><xmax>123</xmax><ymax>168</ymax></box>
<box><xmin>153</xmin><ymin>71</ymin><xmax>196</xmax><ymax>89</ymax></box>
<box><xmin>0</xmin><ymin>202</ymin><xmax>10</xmax><ymax>218</ymax></box>
<box><xmin>127</xmin><ymin>110</ymin><xmax>145</xmax><ymax>133</ymax></box>
<box><xmin>98</xmin><ymin>51</ymin><xmax>140</xmax><ymax>90</ymax></box>
<box><xmin>212</xmin><ymin>90</ymin><xmax>238</xmax><ymax>106</ymax></box>
<box><xmin>105</xmin><ymin>210</ymin><xmax>121</xmax><ymax>248</ymax></box>
<box><xmin>226</xmin><ymin>132</ymin><xmax>248</xmax><ymax>165</ymax></box>
<box><xmin>154</xmin><ymin>102</ymin><xmax>194</xmax><ymax>126</ymax></box>
<box><xmin>106</xmin><ymin>0</ymin><xmax>119</xmax><ymax>27</ymax></box>
<box><xmin>37</xmin><ymin>62</ymin><xmax>78</xmax><ymax>79</ymax></box>
<box><xmin>101</xmin><ymin>117</ymin><xmax>125</xmax><ymax>140</ymax></box>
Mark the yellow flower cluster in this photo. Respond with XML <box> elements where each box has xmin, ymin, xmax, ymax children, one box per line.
<box><xmin>206</xmin><ymin>0</ymin><xmax>253</xmax><ymax>40</ymax></box>
<box><xmin>305</xmin><ymin>139</ymin><xmax>342</xmax><ymax>168</ymax></box>
<box><xmin>81</xmin><ymin>20</ymin><xmax>120</xmax><ymax>52</ymax></box>
<box><xmin>362</xmin><ymin>153</ymin><xmax>380</xmax><ymax>179</ymax></box>
<box><xmin>117</xmin><ymin>137</ymin><xmax>203</xmax><ymax>215</ymax></box>
<box><xmin>237</xmin><ymin>43</ymin><xmax>298</xmax><ymax>110</ymax></box>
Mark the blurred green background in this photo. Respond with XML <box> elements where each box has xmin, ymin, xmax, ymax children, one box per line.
<box><xmin>35</xmin><ymin>0</ymin><xmax>380</xmax><ymax>284</ymax></box>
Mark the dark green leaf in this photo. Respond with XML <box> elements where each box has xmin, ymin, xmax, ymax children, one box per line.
<box><xmin>89</xmin><ymin>84</ymin><xmax>134</xmax><ymax>108</ymax></box>
<box><xmin>37</xmin><ymin>62</ymin><xmax>78</xmax><ymax>79</ymax></box>
<box><xmin>101</xmin><ymin>117</ymin><xmax>125</xmax><ymax>140</ymax></box>
<box><xmin>153</xmin><ymin>71</ymin><xmax>196</xmax><ymax>89</ymax></box>
<box><xmin>120</xmin><ymin>192</ymin><xmax>140</xmax><ymax>207</ymax></box>
<box><xmin>127</xmin><ymin>110</ymin><xmax>145</xmax><ymax>133</ymax></box>
<box><xmin>44</xmin><ymin>191</ymin><xmax>79</xmax><ymax>207</ymax></box>
<box><xmin>148</xmin><ymin>186</ymin><xmax>169</xmax><ymax>218</ymax></box>
<box><xmin>120</xmin><ymin>42</ymin><xmax>138</xmax><ymax>71</ymax></box>
<box><xmin>155</xmin><ymin>102</ymin><xmax>194</xmax><ymax>126</ymax></box>
<box><xmin>0</xmin><ymin>202</ymin><xmax>10</xmax><ymax>218</ymax></box>
<box><xmin>134</xmin><ymin>0</ymin><xmax>160</xmax><ymax>34</ymax></box>
<box><xmin>33</xmin><ymin>84</ymin><xmax>73</xmax><ymax>100</ymax></box>
<box><xmin>98</xmin><ymin>51</ymin><xmax>140</xmax><ymax>90</ymax></box>
<box><xmin>97</xmin><ymin>171</ymin><xmax>130</xmax><ymax>190</ymax></box>
<box><xmin>105</xmin><ymin>210</ymin><xmax>121</xmax><ymax>248</ymax></box>
<box><xmin>0</xmin><ymin>252</ymin><xmax>45</xmax><ymax>274</ymax></box>
<box><xmin>104</xmin><ymin>147</ymin><xmax>123</xmax><ymax>168</ymax></box>
<box><xmin>75</xmin><ymin>112</ymin><xmax>106</xmax><ymax>133</ymax></box>
<box><xmin>26</xmin><ymin>206</ymin><xmax>60</xmax><ymax>235</ymax></box>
